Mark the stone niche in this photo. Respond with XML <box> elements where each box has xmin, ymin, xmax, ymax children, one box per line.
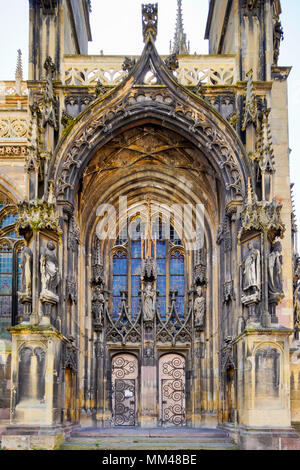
<box><xmin>255</xmin><ymin>345</ymin><xmax>281</xmax><ymax>408</ymax></box>
<box><xmin>235</xmin><ymin>329</ymin><xmax>292</xmax><ymax>429</ymax></box>
<box><xmin>1</xmin><ymin>324</ymin><xmax>65</xmax><ymax>450</ymax></box>
<box><xmin>1</xmin><ymin>325</ymin><xmax>65</xmax><ymax>450</ymax></box>
<box><xmin>17</xmin><ymin>346</ymin><xmax>46</xmax><ymax>405</ymax></box>
<box><xmin>13</xmin><ymin>342</ymin><xmax>47</xmax><ymax>425</ymax></box>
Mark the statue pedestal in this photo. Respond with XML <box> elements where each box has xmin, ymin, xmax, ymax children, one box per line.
<box><xmin>1</xmin><ymin>324</ymin><xmax>66</xmax><ymax>450</ymax></box>
<box><xmin>228</xmin><ymin>326</ymin><xmax>300</xmax><ymax>450</ymax></box>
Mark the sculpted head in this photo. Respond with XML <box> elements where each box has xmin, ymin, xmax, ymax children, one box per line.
<box><xmin>196</xmin><ymin>286</ymin><xmax>203</xmax><ymax>297</ymax></box>
<box><xmin>47</xmin><ymin>241</ymin><xmax>56</xmax><ymax>251</ymax></box>
<box><xmin>248</xmin><ymin>241</ymin><xmax>254</xmax><ymax>252</ymax></box>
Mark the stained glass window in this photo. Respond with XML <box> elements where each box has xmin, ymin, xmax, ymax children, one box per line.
<box><xmin>0</xmin><ymin>199</ymin><xmax>24</xmax><ymax>339</ymax></box>
<box><xmin>170</xmin><ymin>251</ymin><xmax>185</xmax><ymax>317</ymax></box>
<box><xmin>0</xmin><ymin>213</ymin><xmax>17</xmax><ymax>229</ymax></box>
<box><xmin>112</xmin><ymin>250</ymin><xmax>128</xmax><ymax>318</ymax></box>
<box><xmin>111</xmin><ymin>216</ymin><xmax>185</xmax><ymax>320</ymax></box>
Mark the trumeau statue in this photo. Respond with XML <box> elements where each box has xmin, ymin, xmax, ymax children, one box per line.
<box><xmin>268</xmin><ymin>241</ymin><xmax>283</xmax><ymax>296</ymax></box>
<box><xmin>242</xmin><ymin>241</ymin><xmax>261</xmax><ymax>295</ymax></box>
<box><xmin>194</xmin><ymin>286</ymin><xmax>206</xmax><ymax>328</ymax></box>
<box><xmin>143</xmin><ymin>283</ymin><xmax>156</xmax><ymax>321</ymax></box>
<box><xmin>20</xmin><ymin>247</ymin><xmax>33</xmax><ymax>298</ymax></box>
<box><xmin>40</xmin><ymin>241</ymin><xmax>60</xmax><ymax>301</ymax></box>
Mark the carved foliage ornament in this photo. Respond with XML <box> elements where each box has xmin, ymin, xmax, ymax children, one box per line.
<box><xmin>16</xmin><ymin>200</ymin><xmax>62</xmax><ymax>236</ymax></box>
<box><xmin>239</xmin><ymin>198</ymin><xmax>285</xmax><ymax>241</ymax></box>
<box><xmin>0</xmin><ymin>146</ymin><xmax>29</xmax><ymax>156</ymax></box>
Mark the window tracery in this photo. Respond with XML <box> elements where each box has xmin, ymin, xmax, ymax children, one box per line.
<box><xmin>0</xmin><ymin>192</ymin><xmax>24</xmax><ymax>338</ymax></box>
<box><xmin>110</xmin><ymin>216</ymin><xmax>185</xmax><ymax>320</ymax></box>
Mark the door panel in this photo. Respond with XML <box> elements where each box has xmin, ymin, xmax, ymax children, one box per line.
<box><xmin>112</xmin><ymin>354</ymin><xmax>138</xmax><ymax>426</ymax></box>
<box><xmin>159</xmin><ymin>354</ymin><xmax>186</xmax><ymax>426</ymax></box>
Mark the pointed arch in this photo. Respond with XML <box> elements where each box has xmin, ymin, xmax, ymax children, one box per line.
<box><xmin>47</xmin><ymin>37</ymin><xmax>252</xmax><ymax>207</ymax></box>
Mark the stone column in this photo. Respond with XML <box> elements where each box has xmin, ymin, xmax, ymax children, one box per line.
<box><xmin>2</xmin><ymin>325</ymin><xmax>65</xmax><ymax>450</ymax></box>
<box><xmin>234</xmin><ymin>327</ymin><xmax>300</xmax><ymax>450</ymax></box>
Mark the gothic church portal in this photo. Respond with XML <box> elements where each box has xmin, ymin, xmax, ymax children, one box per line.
<box><xmin>0</xmin><ymin>0</ymin><xmax>300</xmax><ymax>450</ymax></box>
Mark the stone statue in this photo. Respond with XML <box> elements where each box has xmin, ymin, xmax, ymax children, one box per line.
<box><xmin>92</xmin><ymin>285</ymin><xmax>105</xmax><ymax>325</ymax></box>
<box><xmin>273</xmin><ymin>19</ymin><xmax>284</xmax><ymax>65</ymax></box>
<box><xmin>20</xmin><ymin>247</ymin><xmax>33</xmax><ymax>297</ymax></box>
<box><xmin>268</xmin><ymin>241</ymin><xmax>283</xmax><ymax>296</ymax></box>
<box><xmin>294</xmin><ymin>285</ymin><xmax>300</xmax><ymax>329</ymax></box>
<box><xmin>242</xmin><ymin>242</ymin><xmax>261</xmax><ymax>294</ymax></box>
<box><xmin>40</xmin><ymin>241</ymin><xmax>60</xmax><ymax>301</ymax></box>
<box><xmin>143</xmin><ymin>283</ymin><xmax>156</xmax><ymax>321</ymax></box>
<box><xmin>194</xmin><ymin>286</ymin><xmax>206</xmax><ymax>328</ymax></box>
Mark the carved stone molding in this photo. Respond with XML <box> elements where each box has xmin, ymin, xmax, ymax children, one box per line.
<box><xmin>0</xmin><ymin>145</ymin><xmax>29</xmax><ymax>157</ymax></box>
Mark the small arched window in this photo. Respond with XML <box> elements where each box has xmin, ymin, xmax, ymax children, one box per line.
<box><xmin>0</xmin><ymin>192</ymin><xmax>24</xmax><ymax>339</ymax></box>
<box><xmin>111</xmin><ymin>216</ymin><xmax>185</xmax><ymax>320</ymax></box>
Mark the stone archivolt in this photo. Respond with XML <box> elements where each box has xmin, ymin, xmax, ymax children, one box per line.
<box><xmin>1</xmin><ymin>1</ymin><xmax>299</xmax><ymax>452</ymax></box>
<box><xmin>50</xmin><ymin>39</ymin><xmax>248</xmax><ymax>205</ymax></box>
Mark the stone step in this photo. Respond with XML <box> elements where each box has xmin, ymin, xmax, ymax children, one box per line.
<box><xmin>60</xmin><ymin>439</ymin><xmax>238</xmax><ymax>451</ymax></box>
<box><xmin>60</xmin><ymin>428</ymin><xmax>238</xmax><ymax>450</ymax></box>
<box><xmin>70</xmin><ymin>427</ymin><xmax>230</xmax><ymax>438</ymax></box>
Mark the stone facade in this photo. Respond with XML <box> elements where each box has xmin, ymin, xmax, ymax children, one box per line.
<box><xmin>0</xmin><ymin>0</ymin><xmax>299</xmax><ymax>450</ymax></box>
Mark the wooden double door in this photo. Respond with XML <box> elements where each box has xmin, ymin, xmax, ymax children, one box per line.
<box><xmin>111</xmin><ymin>353</ymin><xmax>186</xmax><ymax>427</ymax></box>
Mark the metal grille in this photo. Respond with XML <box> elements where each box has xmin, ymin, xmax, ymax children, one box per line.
<box><xmin>159</xmin><ymin>355</ymin><xmax>186</xmax><ymax>426</ymax></box>
<box><xmin>112</xmin><ymin>354</ymin><xmax>138</xmax><ymax>426</ymax></box>
<box><xmin>113</xmin><ymin>379</ymin><xmax>136</xmax><ymax>426</ymax></box>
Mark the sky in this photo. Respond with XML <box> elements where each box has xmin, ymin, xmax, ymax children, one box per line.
<box><xmin>0</xmin><ymin>0</ymin><xmax>299</xmax><ymax>224</ymax></box>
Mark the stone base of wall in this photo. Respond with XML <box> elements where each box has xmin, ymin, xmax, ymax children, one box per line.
<box><xmin>220</xmin><ymin>424</ymin><xmax>300</xmax><ymax>450</ymax></box>
<box><xmin>1</xmin><ymin>423</ymin><xmax>78</xmax><ymax>450</ymax></box>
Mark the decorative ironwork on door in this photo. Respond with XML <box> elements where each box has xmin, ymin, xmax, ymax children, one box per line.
<box><xmin>159</xmin><ymin>354</ymin><xmax>186</xmax><ymax>426</ymax></box>
<box><xmin>112</xmin><ymin>354</ymin><xmax>138</xmax><ymax>426</ymax></box>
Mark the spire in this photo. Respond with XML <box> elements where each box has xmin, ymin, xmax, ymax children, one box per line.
<box><xmin>170</xmin><ymin>0</ymin><xmax>190</xmax><ymax>55</ymax></box>
<box><xmin>15</xmin><ymin>49</ymin><xmax>23</xmax><ymax>95</ymax></box>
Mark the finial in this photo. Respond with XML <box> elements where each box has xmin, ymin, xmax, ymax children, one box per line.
<box><xmin>142</xmin><ymin>4</ymin><xmax>158</xmax><ymax>42</ymax></box>
<box><xmin>170</xmin><ymin>0</ymin><xmax>190</xmax><ymax>55</ymax></box>
<box><xmin>15</xmin><ymin>49</ymin><xmax>23</xmax><ymax>95</ymax></box>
